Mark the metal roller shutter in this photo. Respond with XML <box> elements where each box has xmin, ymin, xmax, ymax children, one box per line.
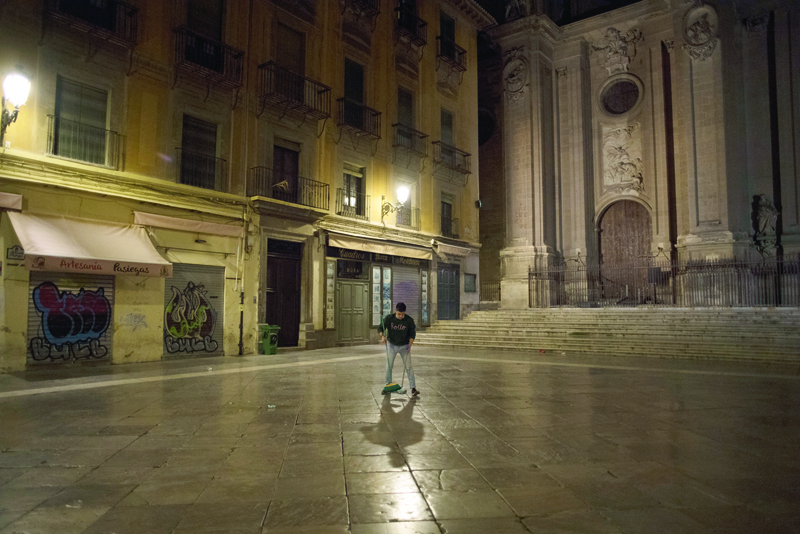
<box><xmin>163</xmin><ymin>264</ymin><xmax>225</xmax><ymax>357</ymax></box>
<box><xmin>27</xmin><ymin>272</ymin><xmax>115</xmax><ymax>365</ymax></box>
<box><xmin>392</xmin><ymin>265</ymin><xmax>421</xmax><ymax>325</ymax></box>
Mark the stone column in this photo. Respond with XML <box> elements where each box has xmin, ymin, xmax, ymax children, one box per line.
<box><xmin>492</xmin><ymin>17</ymin><xmax>557</xmax><ymax>308</ymax></box>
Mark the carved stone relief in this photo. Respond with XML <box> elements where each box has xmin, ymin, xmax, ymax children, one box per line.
<box><xmin>602</xmin><ymin>122</ymin><xmax>644</xmax><ymax>193</ymax></box>
<box><xmin>752</xmin><ymin>194</ymin><xmax>779</xmax><ymax>256</ymax></box>
<box><xmin>502</xmin><ymin>47</ymin><xmax>527</xmax><ymax>101</ymax></box>
<box><xmin>682</xmin><ymin>5</ymin><xmax>719</xmax><ymax>61</ymax></box>
<box><xmin>556</xmin><ymin>67</ymin><xmax>567</xmax><ymax>78</ymax></box>
<box><xmin>662</xmin><ymin>39</ymin><xmax>674</xmax><ymax>53</ymax></box>
<box><xmin>591</xmin><ymin>27</ymin><xmax>643</xmax><ymax>75</ymax></box>
<box><xmin>505</xmin><ymin>0</ymin><xmax>530</xmax><ymax>22</ymax></box>
<box><xmin>744</xmin><ymin>15</ymin><xmax>769</xmax><ymax>33</ymax></box>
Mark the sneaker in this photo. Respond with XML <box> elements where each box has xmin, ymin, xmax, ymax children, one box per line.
<box><xmin>411</xmin><ymin>388</ymin><xmax>420</xmax><ymax>397</ymax></box>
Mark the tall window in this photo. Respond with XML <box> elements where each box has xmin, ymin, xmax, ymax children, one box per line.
<box><xmin>397</xmin><ymin>0</ymin><xmax>417</xmax><ymax>33</ymax></box>
<box><xmin>185</xmin><ymin>0</ymin><xmax>225</xmax><ymax>72</ymax></box>
<box><xmin>439</xmin><ymin>11</ymin><xmax>456</xmax><ymax>60</ymax></box>
<box><xmin>274</xmin><ymin>24</ymin><xmax>306</xmax><ymax>103</ymax></box>
<box><xmin>53</xmin><ymin>76</ymin><xmax>108</xmax><ymax>165</ymax></box>
<box><xmin>181</xmin><ymin>115</ymin><xmax>218</xmax><ymax>190</ymax></box>
<box><xmin>343</xmin><ymin>163</ymin><xmax>364</xmax><ymax>216</ymax></box>
<box><xmin>273</xmin><ymin>142</ymin><xmax>299</xmax><ymax>203</ymax></box>
<box><xmin>398</xmin><ymin>88</ymin><xmax>414</xmax><ymax>128</ymax></box>
<box><xmin>344</xmin><ymin>59</ymin><xmax>364</xmax><ymax>128</ymax></box>
<box><xmin>440</xmin><ymin>108</ymin><xmax>455</xmax><ymax>167</ymax></box>
<box><xmin>441</xmin><ymin>193</ymin><xmax>455</xmax><ymax>237</ymax></box>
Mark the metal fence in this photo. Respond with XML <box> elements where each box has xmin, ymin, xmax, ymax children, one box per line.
<box><xmin>47</xmin><ymin>115</ymin><xmax>124</xmax><ymax>170</ymax></box>
<box><xmin>528</xmin><ymin>257</ymin><xmax>800</xmax><ymax>308</ymax></box>
<box><xmin>480</xmin><ymin>280</ymin><xmax>501</xmax><ymax>301</ymax></box>
<box><xmin>258</xmin><ymin>62</ymin><xmax>331</xmax><ymax>121</ymax></box>
<box><xmin>247</xmin><ymin>167</ymin><xmax>329</xmax><ymax>210</ymax></box>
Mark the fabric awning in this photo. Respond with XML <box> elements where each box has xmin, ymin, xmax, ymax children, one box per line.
<box><xmin>8</xmin><ymin>212</ymin><xmax>172</xmax><ymax>277</ymax></box>
<box><xmin>433</xmin><ymin>240</ymin><xmax>472</xmax><ymax>257</ymax></box>
<box><xmin>328</xmin><ymin>234</ymin><xmax>432</xmax><ymax>260</ymax></box>
<box><xmin>134</xmin><ymin>211</ymin><xmax>243</xmax><ymax>238</ymax></box>
<box><xmin>0</xmin><ymin>192</ymin><xmax>22</xmax><ymax>211</ymax></box>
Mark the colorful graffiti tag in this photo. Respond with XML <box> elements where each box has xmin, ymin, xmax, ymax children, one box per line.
<box><xmin>30</xmin><ymin>282</ymin><xmax>112</xmax><ymax>362</ymax></box>
<box><xmin>164</xmin><ymin>281</ymin><xmax>219</xmax><ymax>353</ymax></box>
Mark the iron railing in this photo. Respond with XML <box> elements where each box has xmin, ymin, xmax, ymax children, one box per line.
<box><xmin>436</xmin><ymin>36</ymin><xmax>467</xmax><ymax>71</ymax></box>
<box><xmin>176</xmin><ymin>148</ymin><xmax>226</xmax><ymax>191</ymax></box>
<box><xmin>392</xmin><ymin>123</ymin><xmax>428</xmax><ymax>157</ymax></box>
<box><xmin>174</xmin><ymin>27</ymin><xmax>244</xmax><ymax>88</ymax></box>
<box><xmin>441</xmin><ymin>216</ymin><xmax>459</xmax><ymax>239</ymax></box>
<box><xmin>528</xmin><ymin>256</ymin><xmax>800</xmax><ymax>308</ymax></box>
<box><xmin>247</xmin><ymin>167</ymin><xmax>329</xmax><ymax>210</ymax></box>
<box><xmin>348</xmin><ymin>0</ymin><xmax>380</xmax><ymax>16</ymax></box>
<box><xmin>396</xmin><ymin>206</ymin><xmax>420</xmax><ymax>230</ymax></box>
<box><xmin>480</xmin><ymin>280</ymin><xmax>501</xmax><ymax>301</ymax></box>
<box><xmin>47</xmin><ymin>115</ymin><xmax>124</xmax><ymax>169</ymax></box>
<box><xmin>337</xmin><ymin>98</ymin><xmax>382</xmax><ymax>140</ymax></box>
<box><xmin>47</xmin><ymin>0</ymin><xmax>138</xmax><ymax>46</ymax></box>
<box><xmin>395</xmin><ymin>6</ymin><xmax>427</xmax><ymax>46</ymax></box>
<box><xmin>336</xmin><ymin>188</ymin><xmax>370</xmax><ymax>221</ymax></box>
<box><xmin>258</xmin><ymin>62</ymin><xmax>331</xmax><ymax>120</ymax></box>
<box><xmin>432</xmin><ymin>141</ymin><xmax>471</xmax><ymax>174</ymax></box>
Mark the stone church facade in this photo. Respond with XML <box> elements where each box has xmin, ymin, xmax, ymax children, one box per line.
<box><xmin>478</xmin><ymin>0</ymin><xmax>799</xmax><ymax>308</ymax></box>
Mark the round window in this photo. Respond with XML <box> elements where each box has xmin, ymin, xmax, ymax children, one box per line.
<box><xmin>601</xmin><ymin>80</ymin><xmax>640</xmax><ymax>115</ymax></box>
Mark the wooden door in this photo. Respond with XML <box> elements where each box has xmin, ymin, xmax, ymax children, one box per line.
<box><xmin>598</xmin><ymin>200</ymin><xmax>651</xmax><ymax>302</ymax></box>
<box><xmin>437</xmin><ymin>263</ymin><xmax>460</xmax><ymax>320</ymax></box>
<box><xmin>336</xmin><ymin>280</ymin><xmax>369</xmax><ymax>344</ymax></box>
<box><xmin>265</xmin><ymin>256</ymin><xmax>301</xmax><ymax>347</ymax></box>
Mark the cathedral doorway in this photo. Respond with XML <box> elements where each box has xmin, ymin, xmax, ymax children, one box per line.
<box><xmin>597</xmin><ymin>200</ymin><xmax>652</xmax><ymax>302</ymax></box>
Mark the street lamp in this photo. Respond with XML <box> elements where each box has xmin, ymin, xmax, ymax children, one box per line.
<box><xmin>381</xmin><ymin>185</ymin><xmax>410</xmax><ymax>224</ymax></box>
<box><xmin>1</xmin><ymin>72</ymin><xmax>31</xmax><ymax>147</ymax></box>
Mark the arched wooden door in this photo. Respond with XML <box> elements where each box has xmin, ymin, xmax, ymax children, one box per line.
<box><xmin>598</xmin><ymin>200</ymin><xmax>652</xmax><ymax>303</ymax></box>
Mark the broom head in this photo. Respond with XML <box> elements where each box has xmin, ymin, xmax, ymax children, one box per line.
<box><xmin>382</xmin><ymin>383</ymin><xmax>402</xmax><ymax>394</ymax></box>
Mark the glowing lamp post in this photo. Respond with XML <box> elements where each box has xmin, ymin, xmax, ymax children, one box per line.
<box><xmin>1</xmin><ymin>72</ymin><xmax>31</xmax><ymax>147</ymax></box>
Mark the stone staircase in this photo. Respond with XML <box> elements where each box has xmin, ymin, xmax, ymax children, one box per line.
<box><xmin>415</xmin><ymin>308</ymin><xmax>800</xmax><ymax>362</ymax></box>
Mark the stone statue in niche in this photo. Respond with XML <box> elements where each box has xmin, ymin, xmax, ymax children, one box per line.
<box><xmin>752</xmin><ymin>194</ymin><xmax>779</xmax><ymax>256</ymax></box>
<box><xmin>505</xmin><ymin>0</ymin><xmax>529</xmax><ymax>21</ymax></box>
<box><xmin>592</xmin><ymin>27</ymin><xmax>643</xmax><ymax>75</ymax></box>
<box><xmin>603</xmin><ymin>123</ymin><xmax>643</xmax><ymax>192</ymax></box>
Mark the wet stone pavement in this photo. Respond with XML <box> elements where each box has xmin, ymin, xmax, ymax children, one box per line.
<box><xmin>0</xmin><ymin>346</ymin><xmax>799</xmax><ymax>534</ymax></box>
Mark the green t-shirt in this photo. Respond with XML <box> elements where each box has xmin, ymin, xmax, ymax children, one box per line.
<box><xmin>378</xmin><ymin>313</ymin><xmax>416</xmax><ymax>346</ymax></box>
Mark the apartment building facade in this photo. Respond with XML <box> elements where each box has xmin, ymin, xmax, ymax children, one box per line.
<box><xmin>0</xmin><ymin>0</ymin><xmax>493</xmax><ymax>371</ymax></box>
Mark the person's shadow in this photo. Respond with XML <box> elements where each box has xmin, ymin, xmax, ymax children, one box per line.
<box><xmin>360</xmin><ymin>395</ymin><xmax>425</xmax><ymax>468</ymax></box>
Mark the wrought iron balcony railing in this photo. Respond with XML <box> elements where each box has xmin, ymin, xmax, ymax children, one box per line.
<box><xmin>336</xmin><ymin>188</ymin><xmax>370</xmax><ymax>221</ymax></box>
<box><xmin>395</xmin><ymin>6</ymin><xmax>427</xmax><ymax>47</ymax></box>
<box><xmin>432</xmin><ymin>141</ymin><xmax>471</xmax><ymax>174</ymax></box>
<box><xmin>176</xmin><ymin>148</ymin><xmax>227</xmax><ymax>191</ymax></box>
<box><xmin>392</xmin><ymin>124</ymin><xmax>428</xmax><ymax>158</ymax></box>
<box><xmin>47</xmin><ymin>115</ymin><xmax>124</xmax><ymax>169</ymax></box>
<box><xmin>258</xmin><ymin>61</ymin><xmax>331</xmax><ymax>121</ymax></box>
<box><xmin>47</xmin><ymin>0</ymin><xmax>138</xmax><ymax>46</ymax></box>
<box><xmin>441</xmin><ymin>216</ymin><xmax>459</xmax><ymax>239</ymax></box>
<box><xmin>436</xmin><ymin>36</ymin><xmax>467</xmax><ymax>72</ymax></box>
<box><xmin>396</xmin><ymin>206</ymin><xmax>420</xmax><ymax>230</ymax></box>
<box><xmin>347</xmin><ymin>0</ymin><xmax>380</xmax><ymax>17</ymax></box>
<box><xmin>337</xmin><ymin>98</ymin><xmax>382</xmax><ymax>140</ymax></box>
<box><xmin>247</xmin><ymin>167</ymin><xmax>330</xmax><ymax>211</ymax></box>
<box><xmin>174</xmin><ymin>27</ymin><xmax>244</xmax><ymax>88</ymax></box>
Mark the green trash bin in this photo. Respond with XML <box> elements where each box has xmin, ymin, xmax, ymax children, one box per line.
<box><xmin>260</xmin><ymin>324</ymin><xmax>280</xmax><ymax>355</ymax></box>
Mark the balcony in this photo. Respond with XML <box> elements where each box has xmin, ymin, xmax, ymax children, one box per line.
<box><xmin>432</xmin><ymin>141</ymin><xmax>471</xmax><ymax>183</ymax></box>
<box><xmin>345</xmin><ymin>0</ymin><xmax>380</xmax><ymax>17</ymax></box>
<box><xmin>176</xmin><ymin>148</ymin><xmax>227</xmax><ymax>191</ymax></box>
<box><xmin>395</xmin><ymin>7</ymin><xmax>427</xmax><ymax>47</ymax></box>
<box><xmin>392</xmin><ymin>124</ymin><xmax>428</xmax><ymax>158</ymax></box>
<box><xmin>441</xmin><ymin>216</ymin><xmax>459</xmax><ymax>239</ymax></box>
<box><xmin>258</xmin><ymin>62</ymin><xmax>331</xmax><ymax>121</ymax></box>
<box><xmin>247</xmin><ymin>167</ymin><xmax>330</xmax><ymax>211</ymax></box>
<box><xmin>46</xmin><ymin>0</ymin><xmax>138</xmax><ymax>47</ymax></box>
<box><xmin>174</xmin><ymin>27</ymin><xmax>244</xmax><ymax>88</ymax></box>
<box><xmin>436</xmin><ymin>36</ymin><xmax>467</xmax><ymax>72</ymax></box>
<box><xmin>47</xmin><ymin>115</ymin><xmax>124</xmax><ymax>170</ymax></box>
<box><xmin>336</xmin><ymin>188</ymin><xmax>370</xmax><ymax>221</ymax></box>
<box><xmin>337</xmin><ymin>98</ymin><xmax>382</xmax><ymax>140</ymax></box>
<box><xmin>396</xmin><ymin>206</ymin><xmax>420</xmax><ymax>231</ymax></box>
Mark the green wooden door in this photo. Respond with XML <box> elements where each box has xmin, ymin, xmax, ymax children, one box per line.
<box><xmin>336</xmin><ymin>280</ymin><xmax>369</xmax><ymax>344</ymax></box>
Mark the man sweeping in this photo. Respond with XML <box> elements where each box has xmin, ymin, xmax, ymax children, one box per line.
<box><xmin>378</xmin><ymin>302</ymin><xmax>419</xmax><ymax>396</ymax></box>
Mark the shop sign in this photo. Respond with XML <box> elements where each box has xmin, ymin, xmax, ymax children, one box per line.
<box><xmin>6</xmin><ymin>245</ymin><xmax>24</xmax><ymax>261</ymax></box>
<box><xmin>373</xmin><ymin>253</ymin><xmax>392</xmax><ymax>263</ymax></box>
<box><xmin>337</xmin><ymin>260</ymin><xmax>367</xmax><ymax>279</ymax></box>
<box><xmin>327</xmin><ymin>246</ymin><xmax>370</xmax><ymax>262</ymax></box>
<box><xmin>393</xmin><ymin>256</ymin><xmax>425</xmax><ymax>268</ymax></box>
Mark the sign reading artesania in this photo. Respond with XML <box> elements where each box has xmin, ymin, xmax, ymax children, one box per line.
<box><xmin>6</xmin><ymin>245</ymin><xmax>24</xmax><ymax>261</ymax></box>
<box><xmin>25</xmin><ymin>255</ymin><xmax>172</xmax><ymax>278</ymax></box>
